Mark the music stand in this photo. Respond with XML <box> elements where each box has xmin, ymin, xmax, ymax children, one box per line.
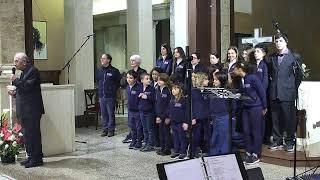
<box><xmin>156</xmin><ymin>152</ymin><xmax>248</xmax><ymax>180</ymax></box>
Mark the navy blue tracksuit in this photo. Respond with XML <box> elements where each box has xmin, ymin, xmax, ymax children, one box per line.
<box><xmin>155</xmin><ymin>86</ymin><xmax>172</xmax><ymax>151</ymax></box>
<box><xmin>169</xmin><ymin>97</ymin><xmax>188</xmax><ymax>155</ymax></box>
<box><xmin>240</xmin><ymin>74</ymin><xmax>267</xmax><ymax>156</ymax></box>
<box><xmin>255</xmin><ymin>59</ymin><xmax>269</xmax><ymax>140</ymax></box>
<box><xmin>208</xmin><ymin>96</ymin><xmax>230</xmax><ymax>156</ymax></box>
<box><xmin>156</xmin><ymin>56</ymin><xmax>173</xmax><ymax>75</ymax></box>
<box><xmin>96</xmin><ymin>65</ymin><xmax>120</xmax><ymax>131</ymax></box>
<box><xmin>172</xmin><ymin>59</ymin><xmax>188</xmax><ymax>84</ymax></box>
<box><xmin>191</xmin><ymin>89</ymin><xmax>209</xmax><ymax>155</ymax></box>
<box><xmin>138</xmin><ymin>85</ymin><xmax>156</xmax><ymax>147</ymax></box>
<box><xmin>255</xmin><ymin>59</ymin><xmax>269</xmax><ymax>91</ymax></box>
<box><xmin>192</xmin><ymin>64</ymin><xmax>207</xmax><ymax>73</ymax></box>
<box><xmin>127</xmin><ymin>82</ymin><xmax>143</xmax><ymax>147</ymax></box>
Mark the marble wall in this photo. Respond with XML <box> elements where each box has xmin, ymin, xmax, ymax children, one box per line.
<box><xmin>220</xmin><ymin>0</ymin><xmax>231</xmax><ymax>62</ymax></box>
<box><xmin>64</xmin><ymin>0</ymin><xmax>94</xmax><ymax>116</ymax></box>
<box><xmin>0</xmin><ymin>0</ymin><xmax>25</xmax><ymax>65</ymax></box>
<box><xmin>126</xmin><ymin>0</ymin><xmax>154</xmax><ymax>72</ymax></box>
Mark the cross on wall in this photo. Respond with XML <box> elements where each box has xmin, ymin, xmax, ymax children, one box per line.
<box><xmin>241</xmin><ymin>28</ymin><xmax>273</xmax><ymax>47</ymax></box>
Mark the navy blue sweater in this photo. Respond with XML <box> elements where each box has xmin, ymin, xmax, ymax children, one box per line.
<box><xmin>96</xmin><ymin>65</ymin><xmax>121</xmax><ymax>98</ymax></box>
<box><xmin>127</xmin><ymin>82</ymin><xmax>142</xmax><ymax>112</ymax></box>
<box><xmin>255</xmin><ymin>59</ymin><xmax>269</xmax><ymax>91</ymax></box>
<box><xmin>155</xmin><ymin>86</ymin><xmax>171</xmax><ymax>119</ymax></box>
<box><xmin>172</xmin><ymin>59</ymin><xmax>188</xmax><ymax>84</ymax></box>
<box><xmin>169</xmin><ymin>97</ymin><xmax>188</xmax><ymax>124</ymax></box>
<box><xmin>138</xmin><ymin>85</ymin><xmax>156</xmax><ymax>113</ymax></box>
<box><xmin>209</xmin><ymin>98</ymin><xmax>229</xmax><ymax>117</ymax></box>
<box><xmin>192</xmin><ymin>89</ymin><xmax>209</xmax><ymax>120</ymax></box>
<box><xmin>192</xmin><ymin>64</ymin><xmax>207</xmax><ymax>74</ymax></box>
<box><xmin>156</xmin><ymin>57</ymin><xmax>173</xmax><ymax>75</ymax></box>
<box><xmin>240</xmin><ymin>74</ymin><xmax>267</xmax><ymax>108</ymax></box>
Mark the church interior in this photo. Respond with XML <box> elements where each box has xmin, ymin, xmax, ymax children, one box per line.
<box><xmin>0</xmin><ymin>0</ymin><xmax>320</xmax><ymax>179</ymax></box>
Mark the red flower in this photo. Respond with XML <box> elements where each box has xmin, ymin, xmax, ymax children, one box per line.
<box><xmin>12</xmin><ymin>123</ymin><xmax>22</xmax><ymax>134</ymax></box>
<box><xmin>1</xmin><ymin>126</ymin><xmax>12</xmax><ymax>141</ymax></box>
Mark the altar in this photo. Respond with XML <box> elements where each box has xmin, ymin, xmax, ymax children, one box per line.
<box><xmin>40</xmin><ymin>84</ymin><xmax>75</xmax><ymax>156</ymax></box>
<box><xmin>0</xmin><ymin>77</ymin><xmax>75</xmax><ymax>156</ymax></box>
<box><xmin>297</xmin><ymin>81</ymin><xmax>320</xmax><ymax>157</ymax></box>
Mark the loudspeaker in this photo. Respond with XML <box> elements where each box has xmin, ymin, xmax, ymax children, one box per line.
<box><xmin>247</xmin><ymin>167</ymin><xmax>264</xmax><ymax>180</ymax></box>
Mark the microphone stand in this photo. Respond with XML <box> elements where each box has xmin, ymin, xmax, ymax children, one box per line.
<box><xmin>61</xmin><ymin>35</ymin><xmax>93</xmax><ymax>84</ymax></box>
<box><xmin>185</xmin><ymin>46</ymin><xmax>194</xmax><ymax>159</ymax></box>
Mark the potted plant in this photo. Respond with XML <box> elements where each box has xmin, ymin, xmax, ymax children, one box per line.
<box><xmin>0</xmin><ymin>112</ymin><xmax>23</xmax><ymax>164</ymax></box>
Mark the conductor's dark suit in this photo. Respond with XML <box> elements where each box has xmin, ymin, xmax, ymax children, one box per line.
<box><xmin>268</xmin><ymin>49</ymin><xmax>302</xmax><ymax>146</ymax></box>
<box><xmin>13</xmin><ymin>64</ymin><xmax>44</xmax><ymax>161</ymax></box>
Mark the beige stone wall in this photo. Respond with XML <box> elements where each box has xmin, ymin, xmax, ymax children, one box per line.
<box><xmin>0</xmin><ymin>0</ymin><xmax>25</xmax><ymax>64</ymax></box>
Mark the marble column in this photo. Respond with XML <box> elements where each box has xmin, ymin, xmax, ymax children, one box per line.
<box><xmin>127</xmin><ymin>0</ymin><xmax>153</xmax><ymax>71</ymax></box>
<box><xmin>64</xmin><ymin>0</ymin><xmax>94</xmax><ymax>116</ymax></box>
<box><xmin>220</xmin><ymin>0</ymin><xmax>232</xmax><ymax>61</ymax></box>
<box><xmin>170</xmin><ymin>0</ymin><xmax>188</xmax><ymax>51</ymax></box>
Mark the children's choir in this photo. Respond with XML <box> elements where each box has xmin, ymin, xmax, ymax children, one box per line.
<box><xmin>96</xmin><ymin>36</ymin><xmax>302</xmax><ymax>166</ymax></box>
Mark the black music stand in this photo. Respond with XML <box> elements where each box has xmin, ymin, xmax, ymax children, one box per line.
<box><xmin>157</xmin><ymin>152</ymin><xmax>248</xmax><ymax>180</ymax></box>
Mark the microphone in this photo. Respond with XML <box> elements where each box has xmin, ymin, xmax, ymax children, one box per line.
<box><xmin>12</xmin><ymin>67</ymin><xmax>16</xmax><ymax>75</ymax></box>
<box><xmin>86</xmin><ymin>33</ymin><xmax>95</xmax><ymax>37</ymax></box>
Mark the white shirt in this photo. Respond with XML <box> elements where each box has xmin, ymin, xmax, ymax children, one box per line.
<box><xmin>176</xmin><ymin>58</ymin><xmax>182</xmax><ymax>65</ymax></box>
<box><xmin>228</xmin><ymin>59</ymin><xmax>237</xmax><ymax>72</ymax></box>
<box><xmin>256</xmin><ymin>59</ymin><xmax>262</xmax><ymax>67</ymax></box>
<box><xmin>192</xmin><ymin>64</ymin><xmax>197</xmax><ymax>70</ymax></box>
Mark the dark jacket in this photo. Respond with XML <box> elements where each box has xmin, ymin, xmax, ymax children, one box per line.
<box><xmin>192</xmin><ymin>89</ymin><xmax>209</xmax><ymax>120</ymax></box>
<box><xmin>119</xmin><ymin>67</ymin><xmax>147</xmax><ymax>89</ymax></box>
<box><xmin>136</xmin><ymin>67</ymin><xmax>147</xmax><ymax>81</ymax></box>
<box><xmin>268</xmin><ymin>50</ymin><xmax>303</xmax><ymax>101</ymax></box>
<box><xmin>138</xmin><ymin>85</ymin><xmax>156</xmax><ymax>113</ymax></box>
<box><xmin>155</xmin><ymin>86</ymin><xmax>171</xmax><ymax>120</ymax></box>
<box><xmin>255</xmin><ymin>59</ymin><xmax>269</xmax><ymax>91</ymax></box>
<box><xmin>169</xmin><ymin>97</ymin><xmax>187</xmax><ymax>124</ymax></box>
<box><xmin>209</xmin><ymin>97</ymin><xmax>229</xmax><ymax>117</ymax></box>
<box><xmin>192</xmin><ymin>64</ymin><xmax>207</xmax><ymax>74</ymax></box>
<box><xmin>172</xmin><ymin>59</ymin><xmax>188</xmax><ymax>84</ymax></box>
<box><xmin>127</xmin><ymin>82</ymin><xmax>142</xmax><ymax>112</ymax></box>
<box><xmin>13</xmin><ymin>64</ymin><xmax>45</xmax><ymax>119</ymax></box>
<box><xmin>240</xmin><ymin>74</ymin><xmax>267</xmax><ymax>108</ymax></box>
<box><xmin>96</xmin><ymin>65</ymin><xmax>121</xmax><ymax>98</ymax></box>
<box><xmin>156</xmin><ymin>56</ymin><xmax>173</xmax><ymax>75</ymax></box>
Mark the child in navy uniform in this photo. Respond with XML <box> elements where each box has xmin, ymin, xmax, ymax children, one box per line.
<box><xmin>209</xmin><ymin>71</ymin><xmax>231</xmax><ymax>155</ymax></box>
<box><xmin>126</xmin><ymin>70</ymin><xmax>143</xmax><ymax>150</ymax></box>
<box><xmin>252</xmin><ymin>43</ymin><xmax>270</xmax><ymax>144</ymax></box>
<box><xmin>192</xmin><ymin>72</ymin><xmax>209</xmax><ymax>157</ymax></box>
<box><xmin>233</xmin><ymin>62</ymin><xmax>267</xmax><ymax>165</ymax></box>
<box><xmin>155</xmin><ymin>73</ymin><xmax>172</xmax><ymax>156</ymax></box>
<box><xmin>138</xmin><ymin>73</ymin><xmax>156</xmax><ymax>152</ymax></box>
<box><xmin>252</xmin><ymin>43</ymin><xmax>269</xmax><ymax>91</ymax></box>
<box><xmin>169</xmin><ymin>83</ymin><xmax>188</xmax><ymax>159</ymax></box>
<box><xmin>150</xmin><ymin>67</ymin><xmax>163</xmax><ymax>149</ymax></box>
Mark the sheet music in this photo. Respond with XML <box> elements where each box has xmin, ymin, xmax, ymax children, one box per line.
<box><xmin>164</xmin><ymin>158</ymin><xmax>207</xmax><ymax>180</ymax></box>
<box><xmin>204</xmin><ymin>154</ymin><xmax>243</xmax><ymax>180</ymax></box>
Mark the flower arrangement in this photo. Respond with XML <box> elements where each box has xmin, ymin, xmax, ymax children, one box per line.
<box><xmin>301</xmin><ymin>63</ymin><xmax>311</xmax><ymax>79</ymax></box>
<box><xmin>0</xmin><ymin>112</ymin><xmax>23</xmax><ymax>163</ymax></box>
